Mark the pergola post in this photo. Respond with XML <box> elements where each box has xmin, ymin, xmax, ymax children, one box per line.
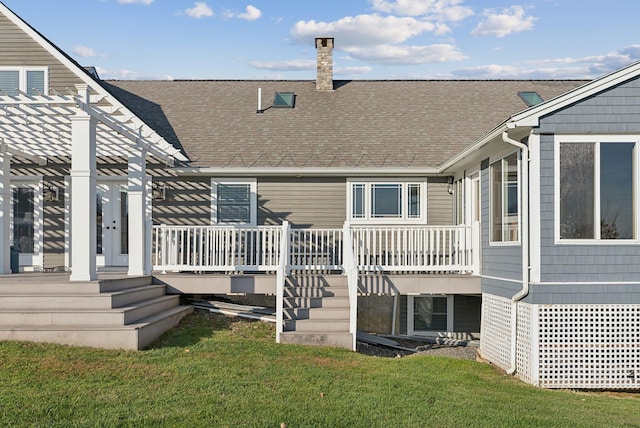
<box><xmin>128</xmin><ymin>145</ymin><xmax>149</xmax><ymax>276</ymax></box>
<box><xmin>69</xmin><ymin>85</ymin><xmax>97</xmax><ymax>282</ymax></box>
<box><xmin>0</xmin><ymin>144</ymin><xmax>11</xmax><ymax>273</ymax></box>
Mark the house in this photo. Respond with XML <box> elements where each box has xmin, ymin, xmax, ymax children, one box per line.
<box><xmin>0</xmin><ymin>2</ymin><xmax>638</xmax><ymax>389</ymax></box>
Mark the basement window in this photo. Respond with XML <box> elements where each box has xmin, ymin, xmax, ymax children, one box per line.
<box><xmin>273</xmin><ymin>92</ymin><xmax>295</xmax><ymax>108</ymax></box>
<box><xmin>518</xmin><ymin>91</ymin><xmax>544</xmax><ymax>107</ymax></box>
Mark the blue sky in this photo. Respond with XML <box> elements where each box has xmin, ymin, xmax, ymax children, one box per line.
<box><xmin>6</xmin><ymin>0</ymin><xmax>640</xmax><ymax>81</ymax></box>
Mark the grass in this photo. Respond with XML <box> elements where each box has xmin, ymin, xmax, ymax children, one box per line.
<box><xmin>0</xmin><ymin>311</ymin><xmax>639</xmax><ymax>428</ymax></box>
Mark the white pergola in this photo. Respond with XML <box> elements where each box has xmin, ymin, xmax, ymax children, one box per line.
<box><xmin>0</xmin><ymin>84</ymin><xmax>187</xmax><ymax>281</ymax></box>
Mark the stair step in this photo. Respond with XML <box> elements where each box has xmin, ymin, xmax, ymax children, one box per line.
<box><xmin>0</xmin><ymin>295</ymin><xmax>181</xmax><ymax>326</ymax></box>
<box><xmin>0</xmin><ymin>275</ymin><xmax>152</xmax><ymax>295</ymax></box>
<box><xmin>284</xmin><ymin>286</ymin><xmax>349</xmax><ymax>298</ymax></box>
<box><xmin>286</xmin><ymin>275</ymin><xmax>348</xmax><ymax>288</ymax></box>
<box><xmin>285</xmin><ymin>318</ymin><xmax>350</xmax><ymax>332</ymax></box>
<box><xmin>286</xmin><ymin>307</ymin><xmax>350</xmax><ymax>321</ymax></box>
<box><xmin>0</xmin><ymin>305</ymin><xmax>193</xmax><ymax>350</ymax></box>
<box><xmin>280</xmin><ymin>332</ymin><xmax>353</xmax><ymax>350</ymax></box>
<box><xmin>0</xmin><ymin>285</ymin><xmax>167</xmax><ymax>310</ymax></box>
<box><xmin>284</xmin><ymin>296</ymin><xmax>349</xmax><ymax>309</ymax></box>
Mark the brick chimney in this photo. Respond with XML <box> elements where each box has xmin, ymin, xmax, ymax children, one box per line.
<box><xmin>315</xmin><ymin>37</ymin><xmax>334</xmax><ymax>91</ymax></box>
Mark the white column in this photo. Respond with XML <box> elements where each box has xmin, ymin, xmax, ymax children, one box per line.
<box><xmin>70</xmin><ymin>85</ymin><xmax>97</xmax><ymax>281</ymax></box>
<box><xmin>0</xmin><ymin>144</ymin><xmax>11</xmax><ymax>273</ymax></box>
<box><xmin>128</xmin><ymin>145</ymin><xmax>148</xmax><ymax>276</ymax></box>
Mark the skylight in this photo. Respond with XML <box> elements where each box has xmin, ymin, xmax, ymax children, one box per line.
<box><xmin>273</xmin><ymin>92</ymin><xmax>295</xmax><ymax>108</ymax></box>
<box><xmin>518</xmin><ymin>91</ymin><xmax>544</xmax><ymax>107</ymax></box>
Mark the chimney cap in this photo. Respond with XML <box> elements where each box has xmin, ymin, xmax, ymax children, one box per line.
<box><xmin>315</xmin><ymin>37</ymin><xmax>334</xmax><ymax>48</ymax></box>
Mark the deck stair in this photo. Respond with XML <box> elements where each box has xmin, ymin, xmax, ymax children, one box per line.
<box><xmin>279</xmin><ymin>274</ymin><xmax>353</xmax><ymax>350</ymax></box>
<box><xmin>0</xmin><ymin>274</ymin><xmax>192</xmax><ymax>350</ymax></box>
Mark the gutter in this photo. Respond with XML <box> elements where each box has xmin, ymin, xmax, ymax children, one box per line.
<box><xmin>174</xmin><ymin>166</ymin><xmax>440</xmax><ymax>177</ymax></box>
<box><xmin>501</xmin><ymin>130</ymin><xmax>530</xmax><ymax>375</ymax></box>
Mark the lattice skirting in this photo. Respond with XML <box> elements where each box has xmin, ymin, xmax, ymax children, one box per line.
<box><xmin>479</xmin><ymin>293</ymin><xmax>512</xmax><ymax>371</ymax></box>
<box><xmin>481</xmin><ymin>294</ymin><xmax>640</xmax><ymax>389</ymax></box>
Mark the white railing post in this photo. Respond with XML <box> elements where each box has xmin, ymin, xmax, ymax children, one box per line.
<box><xmin>343</xmin><ymin>221</ymin><xmax>358</xmax><ymax>351</ymax></box>
<box><xmin>276</xmin><ymin>221</ymin><xmax>290</xmax><ymax>343</ymax></box>
<box><xmin>472</xmin><ymin>221</ymin><xmax>480</xmax><ymax>275</ymax></box>
<box><xmin>160</xmin><ymin>225</ymin><xmax>167</xmax><ymax>274</ymax></box>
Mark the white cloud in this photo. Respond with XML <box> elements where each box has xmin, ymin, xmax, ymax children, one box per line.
<box><xmin>238</xmin><ymin>5</ymin><xmax>262</xmax><ymax>21</ymax></box>
<box><xmin>450</xmin><ymin>45</ymin><xmax>640</xmax><ymax>79</ymax></box>
<box><xmin>250</xmin><ymin>60</ymin><xmax>374</xmax><ymax>76</ymax></box>
<box><xmin>118</xmin><ymin>0</ymin><xmax>153</xmax><ymax>4</ymax></box>
<box><xmin>185</xmin><ymin>2</ymin><xmax>214</xmax><ymax>19</ymax></box>
<box><xmin>96</xmin><ymin>67</ymin><xmax>173</xmax><ymax>80</ymax></box>
<box><xmin>250</xmin><ymin>59</ymin><xmax>316</xmax><ymax>71</ymax></box>
<box><xmin>471</xmin><ymin>6</ymin><xmax>535</xmax><ymax>38</ymax></box>
<box><xmin>345</xmin><ymin>43</ymin><xmax>466</xmax><ymax>64</ymax></box>
<box><xmin>290</xmin><ymin>14</ymin><xmax>465</xmax><ymax>66</ymax></box>
<box><xmin>370</xmin><ymin>0</ymin><xmax>473</xmax><ymax>21</ymax></box>
<box><xmin>335</xmin><ymin>66</ymin><xmax>373</xmax><ymax>76</ymax></box>
<box><xmin>73</xmin><ymin>45</ymin><xmax>100</xmax><ymax>58</ymax></box>
<box><xmin>292</xmin><ymin>14</ymin><xmax>448</xmax><ymax>47</ymax></box>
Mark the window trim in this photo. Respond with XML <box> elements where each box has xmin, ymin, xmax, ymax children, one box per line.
<box><xmin>407</xmin><ymin>294</ymin><xmax>454</xmax><ymax>336</ymax></box>
<box><xmin>554</xmin><ymin>135</ymin><xmax>640</xmax><ymax>245</ymax></box>
<box><xmin>211</xmin><ymin>178</ymin><xmax>257</xmax><ymax>226</ymax></box>
<box><xmin>489</xmin><ymin>151</ymin><xmax>521</xmax><ymax>245</ymax></box>
<box><xmin>0</xmin><ymin>66</ymin><xmax>48</xmax><ymax>95</ymax></box>
<box><xmin>346</xmin><ymin>179</ymin><xmax>427</xmax><ymax>224</ymax></box>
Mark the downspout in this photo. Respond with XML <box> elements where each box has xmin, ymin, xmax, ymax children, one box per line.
<box><xmin>501</xmin><ymin>131</ymin><xmax>530</xmax><ymax>375</ymax></box>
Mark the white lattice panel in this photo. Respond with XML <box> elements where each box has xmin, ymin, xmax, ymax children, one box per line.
<box><xmin>537</xmin><ymin>304</ymin><xmax>640</xmax><ymax>389</ymax></box>
<box><xmin>479</xmin><ymin>293</ymin><xmax>512</xmax><ymax>371</ymax></box>
<box><xmin>515</xmin><ymin>302</ymin><xmax>535</xmax><ymax>385</ymax></box>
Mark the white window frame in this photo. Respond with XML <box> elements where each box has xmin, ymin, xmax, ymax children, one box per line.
<box><xmin>211</xmin><ymin>178</ymin><xmax>257</xmax><ymax>226</ymax></box>
<box><xmin>407</xmin><ymin>294</ymin><xmax>454</xmax><ymax>336</ymax></box>
<box><xmin>489</xmin><ymin>151</ymin><xmax>521</xmax><ymax>246</ymax></box>
<box><xmin>554</xmin><ymin>135</ymin><xmax>640</xmax><ymax>245</ymax></box>
<box><xmin>0</xmin><ymin>66</ymin><xmax>48</xmax><ymax>95</ymax></box>
<box><xmin>346</xmin><ymin>179</ymin><xmax>427</xmax><ymax>224</ymax></box>
<box><xmin>10</xmin><ymin>177</ymin><xmax>44</xmax><ymax>271</ymax></box>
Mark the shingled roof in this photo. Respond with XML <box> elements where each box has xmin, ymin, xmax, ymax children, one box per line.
<box><xmin>104</xmin><ymin>79</ymin><xmax>586</xmax><ymax>169</ymax></box>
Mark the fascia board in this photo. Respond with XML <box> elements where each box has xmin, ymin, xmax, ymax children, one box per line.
<box><xmin>174</xmin><ymin>167</ymin><xmax>441</xmax><ymax>177</ymax></box>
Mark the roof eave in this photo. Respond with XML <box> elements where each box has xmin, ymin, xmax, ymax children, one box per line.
<box><xmin>174</xmin><ymin>167</ymin><xmax>441</xmax><ymax>177</ymax></box>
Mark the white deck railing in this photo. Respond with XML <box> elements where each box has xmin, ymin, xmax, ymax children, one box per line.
<box><xmin>351</xmin><ymin>225</ymin><xmax>476</xmax><ymax>274</ymax></box>
<box><xmin>152</xmin><ymin>225</ymin><xmax>283</xmax><ymax>272</ymax></box>
<box><xmin>152</xmin><ymin>223</ymin><xmax>478</xmax><ymax>275</ymax></box>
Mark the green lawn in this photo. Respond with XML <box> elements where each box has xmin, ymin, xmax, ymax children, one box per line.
<box><xmin>0</xmin><ymin>311</ymin><xmax>638</xmax><ymax>428</ymax></box>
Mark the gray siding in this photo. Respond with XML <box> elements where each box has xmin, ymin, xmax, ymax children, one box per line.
<box><xmin>257</xmin><ymin>177</ymin><xmax>345</xmax><ymax>228</ymax></box>
<box><xmin>152</xmin><ymin>176</ymin><xmax>212</xmax><ymax>226</ymax></box>
<box><xmin>427</xmin><ymin>177</ymin><xmax>453</xmax><ymax>225</ymax></box>
<box><xmin>531</xmin><ymin>75</ymin><xmax>640</xmax><ymax>303</ymax></box>
<box><xmin>480</xmin><ymin>158</ymin><xmax>523</xmax><ymax>297</ymax></box>
<box><xmin>0</xmin><ymin>14</ymin><xmax>85</xmax><ymax>93</ymax></box>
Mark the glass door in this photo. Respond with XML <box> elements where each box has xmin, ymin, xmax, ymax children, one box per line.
<box><xmin>11</xmin><ymin>182</ymin><xmax>43</xmax><ymax>270</ymax></box>
<box><xmin>96</xmin><ymin>182</ymin><xmax>128</xmax><ymax>267</ymax></box>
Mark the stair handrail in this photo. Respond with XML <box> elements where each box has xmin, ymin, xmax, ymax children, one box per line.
<box><xmin>275</xmin><ymin>221</ymin><xmax>290</xmax><ymax>343</ymax></box>
<box><xmin>342</xmin><ymin>221</ymin><xmax>358</xmax><ymax>351</ymax></box>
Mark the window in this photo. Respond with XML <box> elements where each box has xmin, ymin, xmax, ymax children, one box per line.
<box><xmin>13</xmin><ymin>188</ymin><xmax>35</xmax><ymax>253</ymax></box>
<box><xmin>491</xmin><ymin>152</ymin><xmax>519</xmax><ymax>242</ymax></box>
<box><xmin>517</xmin><ymin>91</ymin><xmax>544</xmax><ymax>107</ymax></box>
<box><xmin>0</xmin><ymin>67</ymin><xmax>47</xmax><ymax>96</ymax></box>
<box><xmin>408</xmin><ymin>295</ymin><xmax>453</xmax><ymax>335</ymax></box>
<box><xmin>348</xmin><ymin>180</ymin><xmax>426</xmax><ymax>223</ymax></box>
<box><xmin>211</xmin><ymin>179</ymin><xmax>257</xmax><ymax>225</ymax></box>
<box><xmin>272</xmin><ymin>92</ymin><xmax>295</xmax><ymax>108</ymax></box>
<box><xmin>558</xmin><ymin>139</ymin><xmax>635</xmax><ymax>240</ymax></box>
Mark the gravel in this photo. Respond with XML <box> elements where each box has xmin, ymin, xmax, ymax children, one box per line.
<box><xmin>356</xmin><ymin>337</ymin><xmax>479</xmax><ymax>360</ymax></box>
